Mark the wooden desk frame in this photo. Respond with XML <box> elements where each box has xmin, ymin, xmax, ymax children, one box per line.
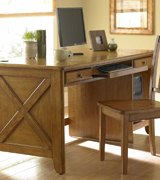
<box><xmin>0</xmin><ymin>49</ymin><xmax>153</xmax><ymax>174</ymax></box>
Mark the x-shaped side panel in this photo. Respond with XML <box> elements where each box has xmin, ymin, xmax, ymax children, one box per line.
<box><xmin>0</xmin><ymin>76</ymin><xmax>52</xmax><ymax>148</ymax></box>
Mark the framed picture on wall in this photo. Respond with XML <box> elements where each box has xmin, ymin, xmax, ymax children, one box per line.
<box><xmin>110</xmin><ymin>0</ymin><xmax>154</xmax><ymax>35</ymax></box>
<box><xmin>89</xmin><ymin>30</ymin><xmax>108</xmax><ymax>51</ymax></box>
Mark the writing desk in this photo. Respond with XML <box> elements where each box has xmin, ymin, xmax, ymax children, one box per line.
<box><xmin>0</xmin><ymin>49</ymin><xmax>153</xmax><ymax>174</ymax></box>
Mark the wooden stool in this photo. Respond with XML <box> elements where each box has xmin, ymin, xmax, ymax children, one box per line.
<box><xmin>97</xmin><ymin>35</ymin><xmax>160</xmax><ymax>174</ymax></box>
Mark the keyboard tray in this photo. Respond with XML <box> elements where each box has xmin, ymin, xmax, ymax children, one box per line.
<box><xmin>92</xmin><ymin>66</ymin><xmax>148</xmax><ymax>79</ymax></box>
<box><xmin>97</xmin><ymin>63</ymin><xmax>131</xmax><ymax>73</ymax></box>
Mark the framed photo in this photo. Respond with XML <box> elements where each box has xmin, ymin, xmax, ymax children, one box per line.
<box><xmin>89</xmin><ymin>30</ymin><xmax>108</xmax><ymax>51</ymax></box>
<box><xmin>110</xmin><ymin>0</ymin><xmax>154</xmax><ymax>35</ymax></box>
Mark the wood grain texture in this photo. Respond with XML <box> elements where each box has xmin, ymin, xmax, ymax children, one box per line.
<box><xmin>133</xmin><ymin>56</ymin><xmax>152</xmax><ymax>68</ymax></box>
<box><xmin>99</xmin><ymin>107</ymin><xmax>106</xmax><ymax>161</ymax></box>
<box><xmin>91</xmin><ymin>64</ymin><xmax>148</xmax><ymax>79</ymax></box>
<box><xmin>133</xmin><ymin>120</ymin><xmax>149</xmax><ymax>131</ymax></box>
<box><xmin>0</xmin><ymin>67</ymin><xmax>63</xmax><ymax>174</ymax></box>
<box><xmin>108</xmin><ymin>65</ymin><xmax>148</xmax><ymax>79</ymax></box>
<box><xmin>88</xmin><ymin>30</ymin><xmax>108</xmax><ymax>51</ymax></box>
<box><xmin>5</xmin><ymin>118</ymin><xmax>48</xmax><ymax>148</ymax></box>
<box><xmin>65</xmin><ymin>62</ymin><xmax>148</xmax><ymax>86</ymax></box>
<box><xmin>0</xmin><ymin>48</ymin><xmax>154</xmax><ymax>176</ymax></box>
<box><xmin>149</xmin><ymin>119</ymin><xmax>156</xmax><ymax>155</ymax></box>
<box><xmin>0</xmin><ymin>78</ymin><xmax>51</xmax><ymax>143</ymax></box>
<box><xmin>150</xmin><ymin>36</ymin><xmax>160</xmax><ymax>98</ymax></box>
<box><xmin>4</xmin><ymin>76</ymin><xmax>44</xmax><ymax>103</ymax></box>
<box><xmin>64</xmin><ymin>118</ymin><xmax>70</xmax><ymax>126</ymax></box>
<box><xmin>98</xmin><ymin>99</ymin><xmax>160</xmax><ymax>115</ymax></box>
<box><xmin>0</xmin><ymin>49</ymin><xmax>153</xmax><ymax>71</ymax></box>
<box><xmin>98</xmin><ymin>99</ymin><xmax>160</xmax><ymax>174</ymax></box>
<box><xmin>69</xmin><ymin>75</ymin><xmax>133</xmax><ymax>143</ymax></box>
<box><xmin>101</xmin><ymin>106</ymin><xmax>123</xmax><ymax>121</ymax></box>
<box><xmin>30</xmin><ymin>88</ymin><xmax>53</xmax><ymax>140</ymax></box>
<box><xmin>0</xmin><ymin>143</ymin><xmax>52</xmax><ymax>158</ymax></box>
<box><xmin>0</xmin><ymin>67</ymin><xmax>51</xmax><ymax>77</ymax></box>
<box><xmin>51</xmin><ymin>70</ymin><xmax>65</xmax><ymax>174</ymax></box>
<box><xmin>121</xmin><ymin>115</ymin><xmax>129</xmax><ymax>174</ymax></box>
<box><xmin>129</xmin><ymin>111</ymin><xmax>160</xmax><ymax>122</ymax></box>
<box><xmin>63</xmin><ymin>49</ymin><xmax>153</xmax><ymax>71</ymax></box>
<box><xmin>65</xmin><ymin>68</ymin><xmax>92</xmax><ymax>84</ymax></box>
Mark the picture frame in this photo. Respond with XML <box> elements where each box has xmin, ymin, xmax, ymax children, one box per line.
<box><xmin>89</xmin><ymin>30</ymin><xmax>108</xmax><ymax>51</ymax></box>
<box><xmin>110</xmin><ymin>0</ymin><xmax>154</xmax><ymax>35</ymax></box>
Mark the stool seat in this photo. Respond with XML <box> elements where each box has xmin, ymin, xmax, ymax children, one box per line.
<box><xmin>98</xmin><ymin>99</ymin><xmax>160</xmax><ymax>114</ymax></box>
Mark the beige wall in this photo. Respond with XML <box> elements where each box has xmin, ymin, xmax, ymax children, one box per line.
<box><xmin>57</xmin><ymin>0</ymin><xmax>82</xmax><ymax>8</ymax></box>
<box><xmin>81</xmin><ymin>0</ymin><xmax>159</xmax><ymax>50</ymax></box>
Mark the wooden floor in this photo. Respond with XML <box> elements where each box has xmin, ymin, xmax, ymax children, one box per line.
<box><xmin>1</xmin><ymin>120</ymin><xmax>160</xmax><ymax>180</ymax></box>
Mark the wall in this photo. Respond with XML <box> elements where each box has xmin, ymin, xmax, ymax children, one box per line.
<box><xmin>81</xmin><ymin>0</ymin><xmax>159</xmax><ymax>50</ymax></box>
<box><xmin>57</xmin><ymin>0</ymin><xmax>82</xmax><ymax>7</ymax></box>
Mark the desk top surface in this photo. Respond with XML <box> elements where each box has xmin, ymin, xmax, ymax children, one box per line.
<box><xmin>0</xmin><ymin>49</ymin><xmax>153</xmax><ymax>71</ymax></box>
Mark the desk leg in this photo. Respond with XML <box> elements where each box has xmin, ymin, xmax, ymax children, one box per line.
<box><xmin>51</xmin><ymin>70</ymin><xmax>65</xmax><ymax>174</ymax></box>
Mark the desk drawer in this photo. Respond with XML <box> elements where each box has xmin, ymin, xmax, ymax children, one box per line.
<box><xmin>134</xmin><ymin>57</ymin><xmax>152</xmax><ymax>68</ymax></box>
<box><xmin>65</xmin><ymin>68</ymin><xmax>92</xmax><ymax>84</ymax></box>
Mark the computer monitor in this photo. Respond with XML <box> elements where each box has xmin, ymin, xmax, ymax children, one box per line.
<box><xmin>56</xmin><ymin>8</ymin><xmax>86</xmax><ymax>55</ymax></box>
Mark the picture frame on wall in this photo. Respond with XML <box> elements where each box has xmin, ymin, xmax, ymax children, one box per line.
<box><xmin>89</xmin><ymin>30</ymin><xmax>108</xmax><ymax>51</ymax></box>
<box><xmin>110</xmin><ymin>0</ymin><xmax>154</xmax><ymax>35</ymax></box>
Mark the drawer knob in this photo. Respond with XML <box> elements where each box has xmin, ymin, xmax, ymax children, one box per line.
<box><xmin>143</xmin><ymin>61</ymin><xmax>147</xmax><ymax>64</ymax></box>
<box><xmin>78</xmin><ymin>74</ymin><xmax>83</xmax><ymax>78</ymax></box>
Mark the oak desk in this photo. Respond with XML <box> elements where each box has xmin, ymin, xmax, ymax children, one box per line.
<box><xmin>0</xmin><ymin>49</ymin><xmax>153</xmax><ymax>174</ymax></box>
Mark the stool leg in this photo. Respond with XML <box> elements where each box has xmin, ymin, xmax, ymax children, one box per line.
<box><xmin>99</xmin><ymin>107</ymin><xmax>106</xmax><ymax>161</ymax></box>
<box><xmin>121</xmin><ymin>115</ymin><xmax>129</xmax><ymax>174</ymax></box>
<box><xmin>149</xmin><ymin>119</ymin><xmax>156</xmax><ymax>155</ymax></box>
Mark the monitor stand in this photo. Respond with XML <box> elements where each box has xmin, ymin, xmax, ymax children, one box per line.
<box><xmin>61</xmin><ymin>47</ymin><xmax>84</xmax><ymax>57</ymax></box>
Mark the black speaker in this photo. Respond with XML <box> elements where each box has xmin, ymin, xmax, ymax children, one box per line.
<box><xmin>37</xmin><ymin>30</ymin><xmax>46</xmax><ymax>58</ymax></box>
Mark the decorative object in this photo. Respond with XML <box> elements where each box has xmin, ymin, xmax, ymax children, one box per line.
<box><xmin>108</xmin><ymin>38</ymin><xmax>118</xmax><ymax>51</ymax></box>
<box><xmin>89</xmin><ymin>30</ymin><xmax>108</xmax><ymax>51</ymax></box>
<box><xmin>54</xmin><ymin>49</ymin><xmax>70</xmax><ymax>62</ymax></box>
<box><xmin>110</xmin><ymin>0</ymin><xmax>154</xmax><ymax>35</ymax></box>
<box><xmin>23</xmin><ymin>29</ymin><xmax>40</xmax><ymax>58</ymax></box>
<box><xmin>24</xmin><ymin>41</ymin><xmax>38</xmax><ymax>59</ymax></box>
<box><xmin>37</xmin><ymin>30</ymin><xmax>46</xmax><ymax>58</ymax></box>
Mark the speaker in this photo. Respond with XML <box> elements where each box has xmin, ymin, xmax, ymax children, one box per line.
<box><xmin>37</xmin><ymin>30</ymin><xmax>46</xmax><ymax>58</ymax></box>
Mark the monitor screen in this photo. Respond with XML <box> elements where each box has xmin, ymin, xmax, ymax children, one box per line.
<box><xmin>56</xmin><ymin>8</ymin><xmax>86</xmax><ymax>47</ymax></box>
